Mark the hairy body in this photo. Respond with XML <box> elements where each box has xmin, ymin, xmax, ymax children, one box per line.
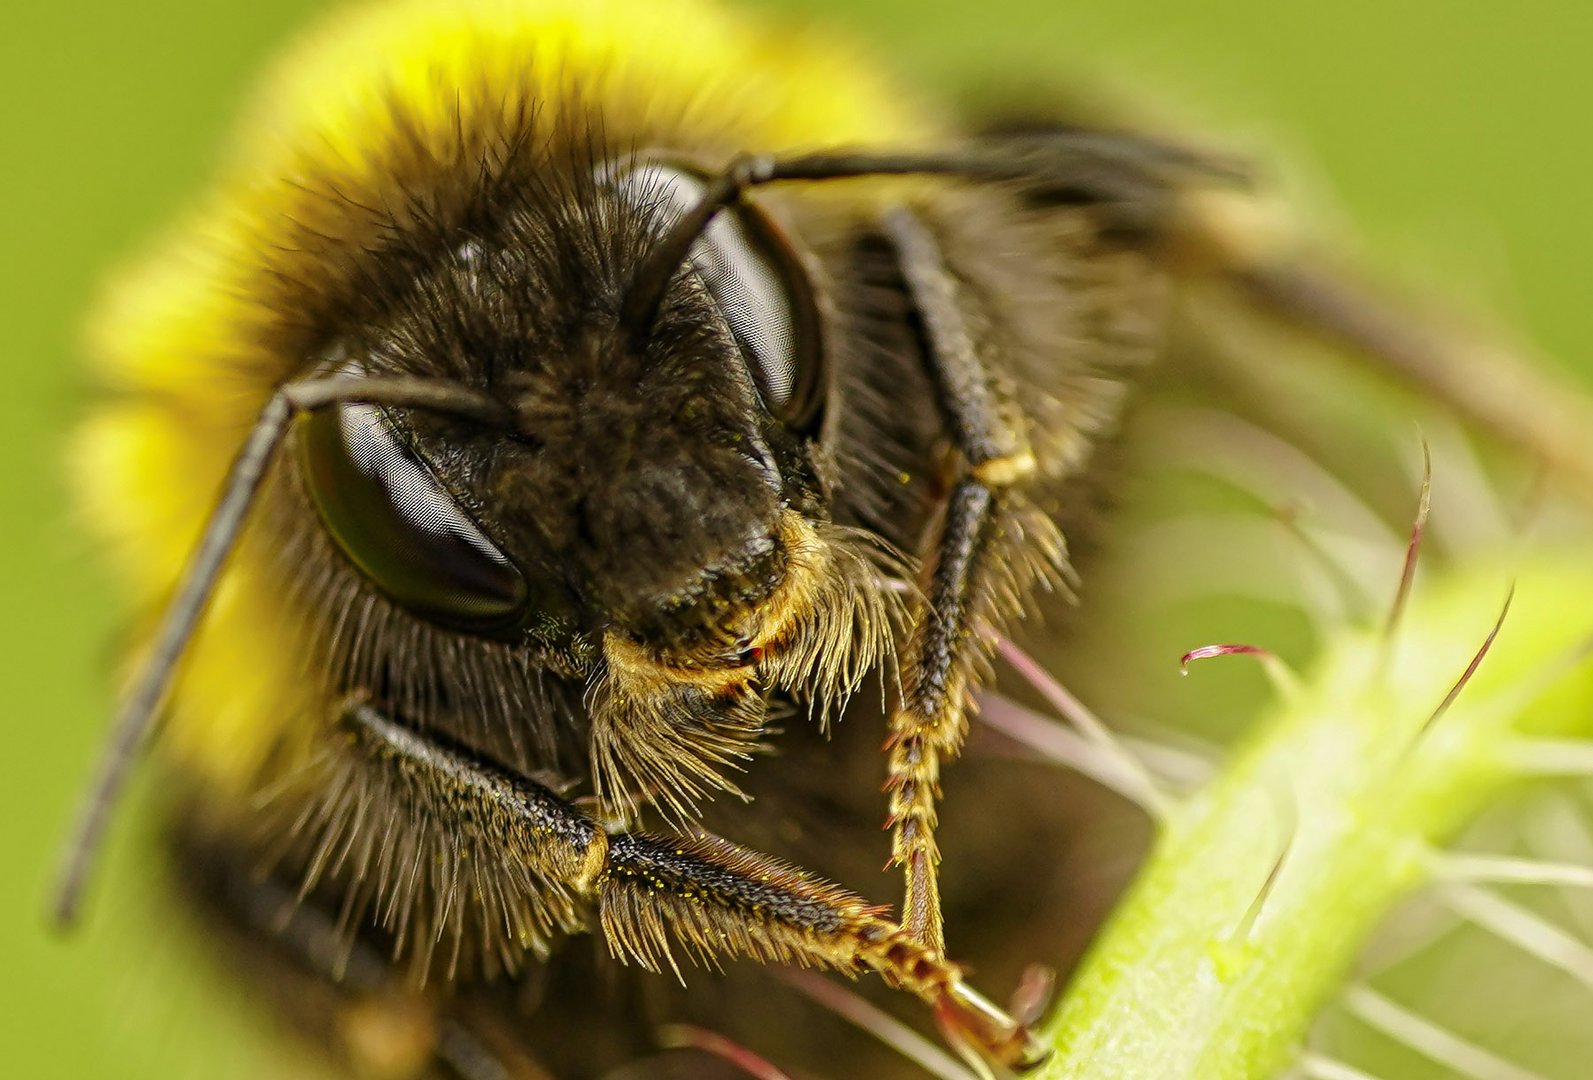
<box><xmin>73</xmin><ymin>0</ymin><xmax>1174</xmax><ymax>1074</ymax></box>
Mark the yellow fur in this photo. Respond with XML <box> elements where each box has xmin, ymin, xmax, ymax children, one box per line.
<box><xmin>76</xmin><ymin>0</ymin><xmax>936</xmax><ymax>792</ymax></box>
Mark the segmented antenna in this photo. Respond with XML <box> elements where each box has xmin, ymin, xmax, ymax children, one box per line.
<box><xmin>618</xmin><ymin>135</ymin><xmax>1246</xmax><ymax>343</ymax></box>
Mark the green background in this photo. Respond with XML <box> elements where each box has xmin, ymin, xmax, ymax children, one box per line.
<box><xmin>5</xmin><ymin>0</ymin><xmax>1593</xmax><ymax>1075</ymax></box>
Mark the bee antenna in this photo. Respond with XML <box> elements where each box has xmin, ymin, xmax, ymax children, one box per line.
<box><xmin>619</xmin><ymin>151</ymin><xmax>989</xmax><ymax>342</ymax></box>
<box><xmin>618</xmin><ymin>135</ymin><xmax>1250</xmax><ymax>344</ymax></box>
<box><xmin>50</xmin><ymin>375</ymin><xmax>511</xmax><ymax>928</ymax></box>
<box><xmin>619</xmin><ymin>154</ymin><xmax>777</xmax><ymax>343</ymax></box>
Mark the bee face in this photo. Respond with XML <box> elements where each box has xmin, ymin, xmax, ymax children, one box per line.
<box><xmin>276</xmin><ymin>148</ymin><xmax>916</xmax><ymax>824</ymax></box>
<box><xmin>297</xmin><ymin>157</ymin><xmax>832</xmax><ymax>654</ymax></box>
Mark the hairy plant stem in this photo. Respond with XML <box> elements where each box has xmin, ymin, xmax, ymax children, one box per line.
<box><xmin>1039</xmin><ymin>557</ymin><xmax>1593</xmax><ymax>1079</ymax></box>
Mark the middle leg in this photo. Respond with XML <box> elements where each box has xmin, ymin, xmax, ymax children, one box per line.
<box><xmin>878</xmin><ymin>205</ymin><xmax>1067</xmax><ymax>952</ymax></box>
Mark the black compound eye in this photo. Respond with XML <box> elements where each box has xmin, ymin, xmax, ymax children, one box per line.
<box><xmin>298</xmin><ymin>399</ymin><xmax>528</xmax><ymax>631</ymax></box>
<box><xmin>614</xmin><ymin>161</ymin><xmax>824</xmax><ymax>429</ymax></box>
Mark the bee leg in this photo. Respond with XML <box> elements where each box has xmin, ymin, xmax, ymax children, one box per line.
<box><xmin>875</xmin><ymin>207</ymin><xmax>1062</xmax><ymax>952</ymax></box>
<box><xmin>170</xmin><ymin>819</ymin><xmax>555</xmax><ymax>1080</ymax></box>
<box><xmin>599</xmin><ymin>830</ymin><xmax>1047</xmax><ymax>1068</ymax></box>
<box><xmin>337</xmin><ymin>703</ymin><xmax>1050</xmax><ymax>1071</ymax></box>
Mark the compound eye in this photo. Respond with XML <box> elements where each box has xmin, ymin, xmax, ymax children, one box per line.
<box><xmin>298</xmin><ymin>399</ymin><xmax>528</xmax><ymax>630</ymax></box>
<box><xmin>619</xmin><ymin>162</ymin><xmax>824</xmax><ymax>429</ymax></box>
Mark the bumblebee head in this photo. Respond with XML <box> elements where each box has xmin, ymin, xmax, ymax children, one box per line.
<box><xmin>290</xmin><ymin>156</ymin><xmax>903</xmax><ymax>817</ymax></box>
<box><xmin>298</xmin><ymin>159</ymin><xmax>833</xmax><ymax>660</ymax></box>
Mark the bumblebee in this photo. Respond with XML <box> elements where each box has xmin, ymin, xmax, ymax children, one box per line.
<box><xmin>57</xmin><ymin>0</ymin><xmax>1573</xmax><ymax>1076</ymax></box>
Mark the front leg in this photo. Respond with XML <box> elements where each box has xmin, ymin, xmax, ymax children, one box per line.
<box><xmin>880</xmin><ymin>207</ymin><xmax>1066</xmax><ymax>951</ymax></box>
<box><xmin>315</xmin><ymin>702</ymin><xmax>1047</xmax><ymax>1070</ymax></box>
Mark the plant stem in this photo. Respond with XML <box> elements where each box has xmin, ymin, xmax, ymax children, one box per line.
<box><xmin>1039</xmin><ymin>558</ymin><xmax>1593</xmax><ymax>1079</ymax></box>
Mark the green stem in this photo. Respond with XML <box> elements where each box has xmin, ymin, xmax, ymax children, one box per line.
<box><xmin>1039</xmin><ymin>558</ymin><xmax>1593</xmax><ymax>1080</ymax></box>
